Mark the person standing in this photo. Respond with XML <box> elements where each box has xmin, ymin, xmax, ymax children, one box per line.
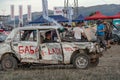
<box><xmin>73</xmin><ymin>22</ymin><xmax>86</xmax><ymax>41</ymax></box>
<box><xmin>96</xmin><ymin>20</ymin><xmax>106</xmax><ymax>49</ymax></box>
<box><xmin>104</xmin><ymin>21</ymin><xmax>113</xmax><ymax>48</ymax></box>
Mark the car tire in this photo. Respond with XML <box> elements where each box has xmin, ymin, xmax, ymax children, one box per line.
<box><xmin>73</xmin><ymin>53</ymin><xmax>90</xmax><ymax>69</ymax></box>
<box><xmin>90</xmin><ymin>58</ymin><xmax>99</xmax><ymax>67</ymax></box>
<box><xmin>1</xmin><ymin>55</ymin><xmax>18</xmax><ymax>71</ymax></box>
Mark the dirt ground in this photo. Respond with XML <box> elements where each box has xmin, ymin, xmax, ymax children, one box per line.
<box><xmin>0</xmin><ymin>45</ymin><xmax>120</xmax><ymax>80</ymax></box>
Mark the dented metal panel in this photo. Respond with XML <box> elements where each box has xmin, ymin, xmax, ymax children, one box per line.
<box><xmin>62</xmin><ymin>43</ymin><xmax>76</xmax><ymax>63</ymax></box>
<box><xmin>16</xmin><ymin>41</ymin><xmax>39</xmax><ymax>60</ymax></box>
<box><xmin>40</xmin><ymin>43</ymin><xmax>63</xmax><ymax>61</ymax></box>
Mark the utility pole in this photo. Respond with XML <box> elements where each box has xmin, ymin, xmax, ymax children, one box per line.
<box><xmin>64</xmin><ymin>0</ymin><xmax>68</xmax><ymax>8</ymax></box>
<box><xmin>74</xmin><ymin>0</ymin><xmax>78</xmax><ymax>18</ymax></box>
<box><xmin>64</xmin><ymin>0</ymin><xmax>75</xmax><ymax>25</ymax></box>
<box><xmin>64</xmin><ymin>0</ymin><xmax>78</xmax><ymax>19</ymax></box>
<box><xmin>64</xmin><ymin>0</ymin><xmax>69</xmax><ymax>18</ymax></box>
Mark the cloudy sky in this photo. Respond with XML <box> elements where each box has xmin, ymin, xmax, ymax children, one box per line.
<box><xmin>0</xmin><ymin>0</ymin><xmax>120</xmax><ymax>15</ymax></box>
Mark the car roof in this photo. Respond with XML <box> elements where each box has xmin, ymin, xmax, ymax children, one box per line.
<box><xmin>16</xmin><ymin>25</ymin><xmax>63</xmax><ymax>30</ymax></box>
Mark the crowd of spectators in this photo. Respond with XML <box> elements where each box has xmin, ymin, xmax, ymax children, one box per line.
<box><xmin>61</xmin><ymin>20</ymin><xmax>113</xmax><ymax>49</ymax></box>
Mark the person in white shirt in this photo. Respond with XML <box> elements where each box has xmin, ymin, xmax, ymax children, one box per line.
<box><xmin>73</xmin><ymin>22</ymin><xmax>86</xmax><ymax>41</ymax></box>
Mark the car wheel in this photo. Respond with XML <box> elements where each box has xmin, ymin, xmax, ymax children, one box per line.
<box><xmin>1</xmin><ymin>55</ymin><xmax>18</xmax><ymax>70</ymax></box>
<box><xmin>73</xmin><ymin>54</ymin><xmax>90</xmax><ymax>69</ymax></box>
<box><xmin>90</xmin><ymin>58</ymin><xmax>99</xmax><ymax>67</ymax></box>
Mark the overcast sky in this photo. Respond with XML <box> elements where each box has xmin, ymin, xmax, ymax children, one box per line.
<box><xmin>0</xmin><ymin>0</ymin><xmax>120</xmax><ymax>15</ymax></box>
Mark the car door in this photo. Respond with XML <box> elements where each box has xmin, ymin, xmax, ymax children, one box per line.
<box><xmin>12</xmin><ymin>30</ymin><xmax>39</xmax><ymax>61</ymax></box>
<box><xmin>40</xmin><ymin>29</ymin><xmax>63</xmax><ymax>62</ymax></box>
<box><xmin>41</xmin><ymin>43</ymin><xmax>63</xmax><ymax>61</ymax></box>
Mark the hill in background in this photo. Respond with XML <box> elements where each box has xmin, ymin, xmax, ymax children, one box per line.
<box><xmin>78</xmin><ymin>4</ymin><xmax>120</xmax><ymax>16</ymax></box>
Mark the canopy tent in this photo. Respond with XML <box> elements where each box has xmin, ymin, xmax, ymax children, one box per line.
<box><xmin>109</xmin><ymin>12</ymin><xmax>120</xmax><ymax>19</ymax></box>
<box><xmin>30</xmin><ymin>15</ymin><xmax>48</xmax><ymax>24</ymax></box>
<box><xmin>85</xmin><ymin>11</ymin><xmax>109</xmax><ymax>20</ymax></box>
<box><xmin>29</xmin><ymin>15</ymin><xmax>69</xmax><ymax>24</ymax></box>
<box><xmin>72</xmin><ymin>14</ymin><xmax>85</xmax><ymax>22</ymax></box>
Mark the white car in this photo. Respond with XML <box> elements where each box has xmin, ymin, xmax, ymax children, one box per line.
<box><xmin>0</xmin><ymin>26</ymin><xmax>103</xmax><ymax>70</ymax></box>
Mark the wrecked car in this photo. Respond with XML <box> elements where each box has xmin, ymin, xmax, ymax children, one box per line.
<box><xmin>0</xmin><ymin>26</ymin><xmax>103</xmax><ymax>70</ymax></box>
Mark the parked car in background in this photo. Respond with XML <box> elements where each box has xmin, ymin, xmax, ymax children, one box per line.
<box><xmin>113</xmin><ymin>19</ymin><xmax>120</xmax><ymax>27</ymax></box>
<box><xmin>112</xmin><ymin>20</ymin><xmax>120</xmax><ymax>44</ymax></box>
<box><xmin>0</xmin><ymin>33</ymin><xmax>7</xmax><ymax>42</ymax></box>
